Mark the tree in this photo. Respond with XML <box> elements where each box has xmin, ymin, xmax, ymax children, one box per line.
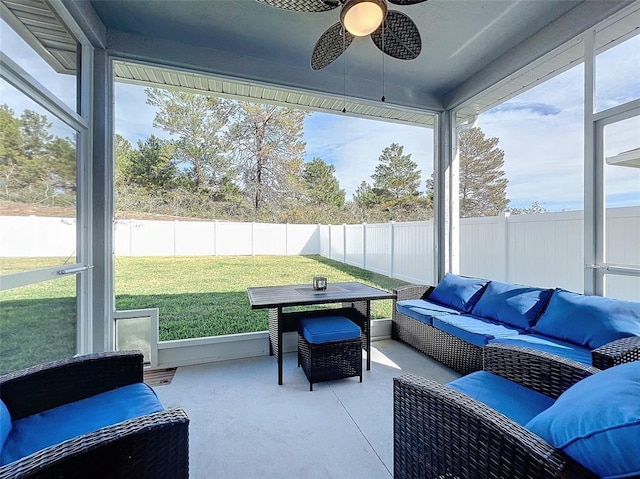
<box><xmin>371</xmin><ymin>143</ymin><xmax>421</xmax><ymax>202</ymax></box>
<box><xmin>146</xmin><ymin>88</ymin><xmax>236</xmax><ymax>191</ymax></box>
<box><xmin>46</xmin><ymin>137</ymin><xmax>76</xmax><ymax>201</ymax></box>
<box><xmin>353</xmin><ymin>181</ymin><xmax>378</xmax><ymax>208</ymax></box>
<box><xmin>227</xmin><ymin>103</ymin><xmax>309</xmax><ymax>211</ymax></box>
<box><xmin>114</xmin><ymin>134</ymin><xmax>133</xmax><ymax>190</ymax></box>
<box><xmin>0</xmin><ymin>104</ymin><xmax>25</xmax><ymax>198</ymax></box>
<box><xmin>19</xmin><ymin>110</ymin><xmax>52</xmax><ymax>160</ymax></box>
<box><xmin>458</xmin><ymin>127</ymin><xmax>509</xmax><ymax>217</ymax></box>
<box><xmin>125</xmin><ymin>135</ymin><xmax>177</xmax><ymax>192</ymax></box>
<box><xmin>509</xmin><ymin>201</ymin><xmax>547</xmax><ymax>215</ymax></box>
<box><xmin>301</xmin><ymin>157</ymin><xmax>345</xmax><ymax>207</ymax></box>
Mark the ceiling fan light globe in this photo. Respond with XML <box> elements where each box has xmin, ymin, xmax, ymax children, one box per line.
<box><xmin>341</xmin><ymin>0</ymin><xmax>387</xmax><ymax>36</ymax></box>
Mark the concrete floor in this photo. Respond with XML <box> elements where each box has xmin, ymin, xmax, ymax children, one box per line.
<box><xmin>153</xmin><ymin>339</ymin><xmax>460</xmax><ymax>479</ymax></box>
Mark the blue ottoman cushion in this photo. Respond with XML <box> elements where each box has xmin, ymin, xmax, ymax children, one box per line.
<box><xmin>1</xmin><ymin>383</ymin><xmax>164</xmax><ymax>465</ymax></box>
<box><xmin>448</xmin><ymin>371</ymin><xmax>555</xmax><ymax>426</ymax></box>
<box><xmin>526</xmin><ymin>362</ymin><xmax>640</xmax><ymax>478</ymax></box>
<box><xmin>299</xmin><ymin>316</ymin><xmax>361</xmax><ymax>344</ymax></box>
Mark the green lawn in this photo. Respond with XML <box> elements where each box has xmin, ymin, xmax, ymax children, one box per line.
<box><xmin>1</xmin><ymin>255</ymin><xmax>406</xmax><ymax>373</ymax></box>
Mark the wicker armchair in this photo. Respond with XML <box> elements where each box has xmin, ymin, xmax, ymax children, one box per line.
<box><xmin>0</xmin><ymin>351</ymin><xmax>189</xmax><ymax>479</ymax></box>
<box><xmin>394</xmin><ymin>344</ymin><xmax>602</xmax><ymax>479</ymax></box>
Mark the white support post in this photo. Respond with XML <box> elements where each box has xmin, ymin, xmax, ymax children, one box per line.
<box><xmin>285</xmin><ymin>222</ymin><xmax>289</xmax><ymax>256</ymax></box>
<box><xmin>498</xmin><ymin>212</ymin><xmax>510</xmax><ymax>282</ymax></box>
<box><xmin>213</xmin><ymin>220</ymin><xmax>218</xmax><ymax>256</ymax></box>
<box><xmin>583</xmin><ymin>29</ymin><xmax>600</xmax><ymax>296</ymax></box>
<box><xmin>173</xmin><ymin>220</ymin><xmax>177</xmax><ymax>257</ymax></box>
<box><xmin>343</xmin><ymin>224</ymin><xmax>347</xmax><ymax>264</ymax></box>
<box><xmin>362</xmin><ymin>223</ymin><xmax>367</xmax><ymax>270</ymax></box>
<box><xmin>390</xmin><ymin>221</ymin><xmax>395</xmax><ymax>279</ymax></box>
<box><xmin>251</xmin><ymin>222</ymin><xmax>255</xmax><ymax>256</ymax></box>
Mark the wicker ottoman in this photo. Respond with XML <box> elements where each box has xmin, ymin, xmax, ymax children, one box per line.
<box><xmin>298</xmin><ymin>315</ymin><xmax>363</xmax><ymax>391</ymax></box>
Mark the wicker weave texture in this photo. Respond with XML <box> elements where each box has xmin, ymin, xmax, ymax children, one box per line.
<box><xmin>0</xmin><ymin>352</ymin><xmax>189</xmax><ymax>479</ymax></box>
<box><xmin>484</xmin><ymin>344</ymin><xmax>599</xmax><ymax>399</ymax></box>
<box><xmin>393</xmin><ymin>373</ymin><xmax>597</xmax><ymax>479</ymax></box>
<box><xmin>298</xmin><ymin>334</ymin><xmax>362</xmax><ymax>391</ymax></box>
<box><xmin>393</xmin><ymin>313</ymin><xmax>483</xmax><ymax>375</ymax></box>
<box><xmin>592</xmin><ymin>335</ymin><xmax>640</xmax><ymax>369</ymax></box>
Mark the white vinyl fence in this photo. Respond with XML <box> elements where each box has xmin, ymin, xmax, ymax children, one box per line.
<box><xmin>2</xmin><ymin>207</ymin><xmax>638</xmax><ymax>298</ymax></box>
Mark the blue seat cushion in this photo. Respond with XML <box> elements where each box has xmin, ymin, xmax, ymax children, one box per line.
<box><xmin>1</xmin><ymin>383</ymin><xmax>164</xmax><ymax>466</ymax></box>
<box><xmin>396</xmin><ymin>299</ymin><xmax>461</xmax><ymax>325</ymax></box>
<box><xmin>299</xmin><ymin>316</ymin><xmax>361</xmax><ymax>344</ymax></box>
<box><xmin>448</xmin><ymin>371</ymin><xmax>555</xmax><ymax>426</ymax></box>
<box><xmin>432</xmin><ymin>314</ymin><xmax>523</xmax><ymax>347</ymax></box>
<box><xmin>533</xmin><ymin>289</ymin><xmax>640</xmax><ymax>349</ymax></box>
<box><xmin>0</xmin><ymin>400</ymin><xmax>11</xmax><ymax>452</ymax></box>
<box><xmin>427</xmin><ymin>273</ymin><xmax>487</xmax><ymax>313</ymax></box>
<box><xmin>526</xmin><ymin>362</ymin><xmax>640</xmax><ymax>478</ymax></box>
<box><xmin>489</xmin><ymin>334</ymin><xmax>592</xmax><ymax>366</ymax></box>
<box><xmin>471</xmin><ymin>281</ymin><xmax>552</xmax><ymax>330</ymax></box>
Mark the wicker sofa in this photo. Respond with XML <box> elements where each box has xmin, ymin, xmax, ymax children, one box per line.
<box><xmin>0</xmin><ymin>351</ymin><xmax>189</xmax><ymax>479</ymax></box>
<box><xmin>393</xmin><ymin>344</ymin><xmax>640</xmax><ymax>479</ymax></box>
<box><xmin>392</xmin><ymin>273</ymin><xmax>640</xmax><ymax>375</ymax></box>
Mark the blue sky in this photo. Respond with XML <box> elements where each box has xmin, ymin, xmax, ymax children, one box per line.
<box><xmin>2</xmin><ymin>18</ymin><xmax>639</xmax><ymax>212</ymax></box>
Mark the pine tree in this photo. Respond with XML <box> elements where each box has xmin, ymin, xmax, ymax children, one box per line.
<box><xmin>371</xmin><ymin>143</ymin><xmax>421</xmax><ymax>202</ymax></box>
<box><xmin>302</xmin><ymin>157</ymin><xmax>345</xmax><ymax>207</ymax></box>
<box><xmin>458</xmin><ymin>127</ymin><xmax>509</xmax><ymax>217</ymax></box>
<box><xmin>146</xmin><ymin>88</ymin><xmax>236</xmax><ymax>191</ymax></box>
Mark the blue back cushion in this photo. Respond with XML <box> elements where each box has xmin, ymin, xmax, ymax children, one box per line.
<box><xmin>448</xmin><ymin>371</ymin><xmax>554</xmax><ymax>426</ymax></box>
<box><xmin>533</xmin><ymin>289</ymin><xmax>640</xmax><ymax>348</ymax></box>
<box><xmin>428</xmin><ymin>273</ymin><xmax>487</xmax><ymax>313</ymax></box>
<box><xmin>471</xmin><ymin>281</ymin><xmax>552</xmax><ymax>329</ymax></box>
<box><xmin>299</xmin><ymin>316</ymin><xmax>361</xmax><ymax>344</ymax></box>
<box><xmin>1</xmin><ymin>383</ymin><xmax>164</xmax><ymax>465</ymax></box>
<box><xmin>526</xmin><ymin>362</ymin><xmax>640</xmax><ymax>478</ymax></box>
<box><xmin>0</xmin><ymin>400</ymin><xmax>11</xmax><ymax>453</ymax></box>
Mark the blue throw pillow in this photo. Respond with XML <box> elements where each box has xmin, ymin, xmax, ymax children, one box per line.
<box><xmin>428</xmin><ymin>273</ymin><xmax>487</xmax><ymax>313</ymax></box>
<box><xmin>526</xmin><ymin>362</ymin><xmax>640</xmax><ymax>478</ymax></box>
<box><xmin>0</xmin><ymin>400</ymin><xmax>11</xmax><ymax>452</ymax></box>
<box><xmin>533</xmin><ymin>289</ymin><xmax>640</xmax><ymax>349</ymax></box>
<box><xmin>471</xmin><ymin>281</ymin><xmax>552</xmax><ymax>330</ymax></box>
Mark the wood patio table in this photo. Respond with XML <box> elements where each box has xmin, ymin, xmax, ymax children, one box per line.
<box><xmin>247</xmin><ymin>282</ymin><xmax>396</xmax><ymax>385</ymax></box>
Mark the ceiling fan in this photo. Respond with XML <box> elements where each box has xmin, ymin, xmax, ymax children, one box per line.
<box><xmin>256</xmin><ymin>0</ymin><xmax>427</xmax><ymax>70</ymax></box>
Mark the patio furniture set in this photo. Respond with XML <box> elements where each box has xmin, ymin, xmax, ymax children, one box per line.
<box><xmin>247</xmin><ymin>281</ymin><xmax>395</xmax><ymax>389</ymax></box>
<box><xmin>393</xmin><ymin>273</ymin><xmax>640</xmax><ymax>478</ymax></box>
<box><xmin>1</xmin><ymin>276</ymin><xmax>638</xmax><ymax>478</ymax></box>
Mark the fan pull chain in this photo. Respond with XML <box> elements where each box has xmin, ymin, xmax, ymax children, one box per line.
<box><xmin>342</xmin><ymin>26</ymin><xmax>347</xmax><ymax>113</ymax></box>
<box><xmin>381</xmin><ymin>20</ymin><xmax>385</xmax><ymax>103</ymax></box>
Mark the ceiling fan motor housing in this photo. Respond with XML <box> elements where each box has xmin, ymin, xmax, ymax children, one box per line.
<box><xmin>340</xmin><ymin>0</ymin><xmax>388</xmax><ymax>36</ymax></box>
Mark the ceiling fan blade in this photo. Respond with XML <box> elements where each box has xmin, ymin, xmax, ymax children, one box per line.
<box><xmin>387</xmin><ymin>0</ymin><xmax>428</xmax><ymax>5</ymax></box>
<box><xmin>311</xmin><ymin>22</ymin><xmax>354</xmax><ymax>70</ymax></box>
<box><xmin>370</xmin><ymin>11</ymin><xmax>421</xmax><ymax>61</ymax></box>
<box><xmin>255</xmin><ymin>0</ymin><xmax>338</xmax><ymax>12</ymax></box>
